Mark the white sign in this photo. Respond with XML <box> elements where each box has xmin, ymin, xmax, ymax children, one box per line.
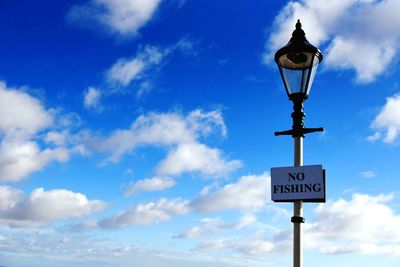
<box><xmin>271</xmin><ymin>165</ymin><xmax>325</xmax><ymax>202</ymax></box>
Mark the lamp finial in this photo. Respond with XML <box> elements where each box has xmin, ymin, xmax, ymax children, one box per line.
<box><xmin>296</xmin><ymin>19</ymin><xmax>302</xmax><ymax>30</ymax></box>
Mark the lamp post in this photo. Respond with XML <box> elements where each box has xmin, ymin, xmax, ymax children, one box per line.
<box><xmin>274</xmin><ymin>20</ymin><xmax>323</xmax><ymax>267</ymax></box>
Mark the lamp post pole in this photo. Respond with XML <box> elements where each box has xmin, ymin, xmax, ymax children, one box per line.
<box><xmin>273</xmin><ymin>20</ymin><xmax>324</xmax><ymax>267</ymax></box>
<box><xmin>293</xmin><ymin>94</ymin><xmax>304</xmax><ymax>267</ymax></box>
<box><xmin>293</xmin><ymin>137</ymin><xmax>303</xmax><ymax>267</ymax></box>
<box><xmin>291</xmin><ymin>96</ymin><xmax>306</xmax><ymax>267</ymax></box>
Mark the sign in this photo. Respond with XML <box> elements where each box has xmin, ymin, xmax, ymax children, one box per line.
<box><xmin>271</xmin><ymin>165</ymin><xmax>325</xmax><ymax>202</ymax></box>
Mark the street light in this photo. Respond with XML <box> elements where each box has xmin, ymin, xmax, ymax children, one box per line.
<box><xmin>274</xmin><ymin>20</ymin><xmax>323</xmax><ymax>267</ymax></box>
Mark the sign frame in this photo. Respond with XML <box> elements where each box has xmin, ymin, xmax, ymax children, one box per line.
<box><xmin>271</xmin><ymin>165</ymin><xmax>326</xmax><ymax>203</ymax></box>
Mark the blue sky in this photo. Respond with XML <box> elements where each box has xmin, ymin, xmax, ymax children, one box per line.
<box><xmin>0</xmin><ymin>0</ymin><xmax>400</xmax><ymax>266</ymax></box>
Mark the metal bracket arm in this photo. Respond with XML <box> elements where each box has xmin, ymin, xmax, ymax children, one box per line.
<box><xmin>274</xmin><ymin>127</ymin><xmax>324</xmax><ymax>137</ymax></box>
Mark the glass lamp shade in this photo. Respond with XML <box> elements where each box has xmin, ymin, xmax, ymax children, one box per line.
<box><xmin>275</xmin><ymin>20</ymin><xmax>323</xmax><ymax>99</ymax></box>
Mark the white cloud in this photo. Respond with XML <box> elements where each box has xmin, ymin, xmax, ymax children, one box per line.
<box><xmin>174</xmin><ymin>37</ymin><xmax>201</xmax><ymax>57</ymax></box>
<box><xmin>67</xmin><ymin>0</ymin><xmax>163</xmax><ymax>37</ymax></box>
<box><xmin>0</xmin><ymin>186</ymin><xmax>106</xmax><ymax>227</ymax></box>
<box><xmin>104</xmin><ymin>39</ymin><xmax>198</xmax><ymax>97</ymax></box>
<box><xmin>309</xmin><ymin>193</ymin><xmax>400</xmax><ymax>244</ymax></box>
<box><xmin>177</xmin><ymin>225</ymin><xmax>204</xmax><ymax>238</ymax></box>
<box><xmin>198</xmin><ymin>238</ymin><xmax>274</xmax><ymax>256</ymax></box>
<box><xmin>191</xmin><ymin>173</ymin><xmax>270</xmax><ymax>213</ymax></box>
<box><xmin>83</xmin><ymin>109</ymin><xmax>239</xmax><ymax>177</ymax></box>
<box><xmin>0</xmin><ymin>140</ymin><xmax>69</xmax><ymax>182</ymax></box>
<box><xmin>233</xmin><ymin>239</ymin><xmax>275</xmax><ymax>256</ymax></box>
<box><xmin>0</xmin><ymin>227</ymin><xmax>131</xmax><ymax>265</ymax></box>
<box><xmin>369</xmin><ymin>93</ymin><xmax>400</xmax><ymax>143</ymax></box>
<box><xmin>266</xmin><ymin>0</ymin><xmax>400</xmax><ymax>82</ymax></box>
<box><xmin>195</xmin><ymin>193</ymin><xmax>400</xmax><ymax>257</ymax></box>
<box><xmin>0</xmin><ymin>186</ymin><xmax>22</xmax><ymax>211</ymax></box>
<box><xmin>187</xmin><ymin>109</ymin><xmax>227</xmax><ymax>137</ymax></box>
<box><xmin>82</xmin><ymin>111</ymin><xmax>195</xmax><ymax>161</ymax></box>
<box><xmin>86</xmin><ymin>109</ymin><xmax>221</xmax><ymax>159</ymax></box>
<box><xmin>84</xmin><ymin>87</ymin><xmax>102</xmax><ymax>110</ymax></box>
<box><xmin>156</xmin><ymin>142</ymin><xmax>241</xmax><ymax>177</ymax></box>
<box><xmin>107</xmin><ymin>45</ymin><xmax>166</xmax><ymax>88</ymax></box>
<box><xmin>325</xmin><ymin>36</ymin><xmax>395</xmax><ymax>82</ymax></box>
<box><xmin>123</xmin><ymin>176</ymin><xmax>175</xmax><ymax>196</ymax></box>
<box><xmin>0</xmin><ymin>228</ymin><xmax>262</xmax><ymax>267</ymax></box>
<box><xmin>136</xmin><ymin>80</ymin><xmax>154</xmax><ymax>98</ymax></box>
<box><xmin>358</xmin><ymin>170</ymin><xmax>377</xmax><ymax>178</ymax></box>
<box><xmin>176</xmin><ymin>217</ymin><xmax>223</xmax><ymax>238</ymax></box>
<box><xmin>107</xmin><ymin>57</ymin><xmax>145</xmax><ymax>87</ymax></box>
<box><xmin>44</xmin><ymin>130</ymin><xmax>69</xmax><ymax>146</ymax></box>
<box><xmin>58</xmin><ymin>112</ymin><xmax>82</xmax><ymax>128</ymax></box>
<box><xmin>229</xmin><ymin>214</ymin><xmax>257</xmax><ymax>229</ymax></box>
<box><xmin>303</xmin><ymin>193</ymin><xmax>400</xmax><ymax>255</ymax></box>
<box><xmin>198</xmin><ymin>239</ymin><xmax>226</xmax><ymax>251</ymax></box>
<box><xmin>95</xmin><ymin>172</ymin><xmax>268</xmax><ymax>230</ymax></box>
<box><xmin>0</xmin><ymin>81</ymin><xmax>75</xmax><ymax>182</ymax></box>
<box><xmin>176</xmin><ymin>215</ymin><xmax>257</xmax><ymax>239</ymax></box>
<box><xmin>98</xmin><ymin>198</ymin><xmax>189</xmax><ymax>228</ymax></box>
<box><xmin>0</xmin><ymin>81</ymin><xmax>53</xmax><ymax>138</ymax></box>
<box><xmin>96</xmin><ymin>39</ymin><xmax>198</xmax><ymax>100</ymax></box>
<box><xmin>266</xmin><ymin>193</ymin><xmax>400</xmax><ymax>256</ymax></box>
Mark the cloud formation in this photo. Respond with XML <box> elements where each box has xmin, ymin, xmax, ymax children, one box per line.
<box><xmin>198</xmin><ymin>238</ymin><xmax>274</xmax><ymax>256</ymax></box>
<box><xmin>98</xmin><ymin>198</ymin><xmax>189</xmax><ymax>228</ymax></box>
<box><xmin>86</xmin><ymin>38</ymin><xmax>199</xmax><ymax>104</ymax></box>
<box><xmin>106</xmin><ymin>45</ymin><xmax>166</xmax><ymax>91</ymax></box>
<box><xmin>305</xmin><ymin>193</ymin><xmax>400</xmax><ymax>255</ymax></box>
<box><xmin>156</xmin><ymin>142</ymin><xmax>241</xmax><ymax>177</ymax></box>
<box><xmin>267</xmin><ymin>193</ymin><xmax>400</xmax><ymax>256</ymax></box>
<box><xmin>0</xmin><ymin>82</ymin><xmax>53</xmax><ymax>137</ymax></box>
<box><xmin>369</xmin><ymin>93</ymin><xmax>400</xmax><ymax>143</ymax></box>
<box><xmin>81</xmin><ymin>172</ymin><xmax>268</xmax><ymax>230</ymax></box>
<box><xmin>84</xmin><ymin>87</ymin><xmax>102</xmax><ymax>110</ymax></box>
<box><xmin>83</xmin><ymin>109</ymin><xmax>240</xmax><ymax>178</ymax></box>
<box><xmin>0</xmin><ymin>82</ymin><xmax>75</xmax><ymax>182</ymax></box>
<box><xmin>0</xmin><ymin>186</ymin><xmax>106</xmax><ymax>227</ymax></box>
<box><xmin>176</xmin><ymin>215</ymin><xmax>257</xmax><ymax>239</ymax></box>
<box><xmin>191</xmin><ymin>173</ymin><xmax>270</xmax><ymax>213</ymax></box>
<box><xmin>67</xmin><ymin>0</ymin><xmax>163</xmax><ymax>37</ymax></box>
<box><xmin>0</xmin><ymin>141</ymin><xmax>69</xmax><ymax>182</ymax></box>
<box><xmin>0</xmin><ymin>226</ymin><xmax>265</xmax><ymax>267</ymax></box>
<box><xmin>123</xmin><ymin>176</ymin><xmax>175</xmax><ymax>196</ymax></box>
<box><xmin>266</xmin><ymin>0</ymin><xmax>400</xmax><ymax>82</ymax></box>
<box><xmin>193</xmin><ymin>193</ymin><xmax>400</xmax><ymax>257</ymax></box>
<box><xmin>358</xmin><ymin>170</ymin><xmax>377</xmax><ymax>178</ymax></box>
<box><xmin>82</xmin><ymin>45</ymin><xmax>168</xmax><ymax>107</ymax></box>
